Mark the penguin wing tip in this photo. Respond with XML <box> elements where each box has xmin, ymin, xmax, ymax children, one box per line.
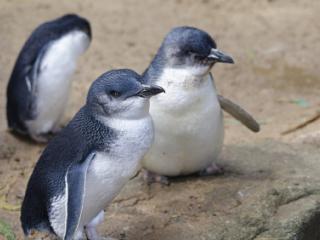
<box><xmin>252</xmin><ymin>123</ymin><xmax>261</xmax><ymax>133</ymax></box>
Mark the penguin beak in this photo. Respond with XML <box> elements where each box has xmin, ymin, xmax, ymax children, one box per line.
<box><xmin>136</xmin><ymin>84</ymin><xmax>165</xmax><ymax>98</ymax></box>
<box><xmin>208</xmin><ymin>48</ymin><xmax>234</xmax><ymax>64</ymax></box>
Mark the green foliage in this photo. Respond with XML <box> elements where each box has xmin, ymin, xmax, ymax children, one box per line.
<box><xmin>0</xmin><ymin>219</ymin><xmax>15</xmax><ymax>240</ymax></box>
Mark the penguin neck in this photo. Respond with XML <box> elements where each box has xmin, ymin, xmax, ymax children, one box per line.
<box><xmin>155</xmin><ymin>66</ymin><xmax>211</xmax><ymax>90</ymax></box>
<box><xmin>91</xmin><ymin>108</ymin><xmax>151</xmax><ymax>132</ymax></box>
<box><xmin>62</xmin><ymin>30</ymin><xmax>90</xmax><ymax>58</ymax></box>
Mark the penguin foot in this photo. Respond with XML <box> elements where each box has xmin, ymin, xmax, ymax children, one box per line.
<box><xmin>30</xmin><ymin>133</ymin><xmax>51</xmax><ymax>143</ymax></box>
<box><xmin>29</xmin><ymin>230</ymin><xmax>51</xmax><ymax>239</ymax></box>
<box><xmin>199</xmin><ymin>162</ymin><xmax>224</xmax><ymax>176</ymax></box>
<box><xmin>51</xmin><ymin>125</ymin><xmax>63</xmax><ymax>134</ymax></box>
<box><xmin>85</xmin><ymin>227</ymin><xmax>99</xmax><ymax>240</ymax></box>
<box><xmin>143</xmin><ymin>169</ymin><xmax>170</xmax><ymax>185</ymax></box>
<box><xmin>85</xmin><ymin>211</ymin><xmax>105</xmax><ymax>240</ymax></box>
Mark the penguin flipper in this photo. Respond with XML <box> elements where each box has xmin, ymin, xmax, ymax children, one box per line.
<box><xmin>25</xmin><ymin>42</ymin><xmax>51</xmax><ymax>115</ymax></box>
<box><xmin>64</xmin><ymin>152</ymin><xmax>96</xmax><ymax>240</ymax></box>
<box><xmin>218</xmin><ymin>95</ymin><xmax>260</xmax><ymax>132</ymax></box>
<box><xmin>6</xmin><ymin>42</ymin><xmax>50</xmax><ymax>132</ymax></box>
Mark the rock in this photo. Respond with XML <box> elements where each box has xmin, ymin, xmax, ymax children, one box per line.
<box><xmin>0</xmin><ymin>145</ymin><xmax>15</xmax><ymax>160</ymax></box>
<box><xmin>293</xmin><ymin>130</ymin><xmax>320</xmax><ymax>147</ymax></box>
<box><xmin>100</xmin><ymin>140</ymin><xmax>320</xmax><ymax>240</ymax></box>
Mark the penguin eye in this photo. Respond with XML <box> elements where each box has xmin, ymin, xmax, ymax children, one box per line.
<box><xmin>110</xmin><ymin>90</ymin><xmax>121</xmax><ymax>98</ymax></box>
<box><xmin>186</xmin><ymin>50</ymin><xmax>195</xmax><ymax>56</ymax></box>
<box><xmin>194</xmin><ymin>54</ymin><xmax>206</xmax><ymax>61</ymax></box>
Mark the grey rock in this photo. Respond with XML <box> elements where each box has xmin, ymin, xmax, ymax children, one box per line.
<box><xmin>101</xmin><ymin>140</ymin><xmax>320</xmax><ymax>240</ymax></box>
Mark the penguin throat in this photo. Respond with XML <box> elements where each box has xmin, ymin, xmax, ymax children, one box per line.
<box><xmin>158</xmin><ymin>66</ymin><xmax>210</xmax><ymax>89</ymax></box>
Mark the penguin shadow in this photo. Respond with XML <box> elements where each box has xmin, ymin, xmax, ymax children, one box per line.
<box><xmin>6</xmin><ymin>129</ymin><xmax>55</xmax><ymax>146</ymax></box>
<box><xmin>6</xmin><ymin>123</ymin><xmax>68</xmax><ymax>146</ymax></box>
<box><xmin>140</xmin><ymin>161</ymin><xmax>272</xmax><ymax>187</ymax></box>
<box><xmin>140</xmin><ymin>168</ymin><xmax>228</xmax><ymax>187</ymax></box>
<box><xmin>165</xmin><ymin>170</ymin><xmax>271</xmax><ymax>186</ymax></box>
<box><xmin>167</xmin><ymin>170</ymin><xmax>227</xmax><ymax>184</ymax></box>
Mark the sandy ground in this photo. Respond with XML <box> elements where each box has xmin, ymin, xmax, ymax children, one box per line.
<box><xmin>0</xmin><ymin>0</ymin><xmax>320</xmax><ymax>239</ymax></box>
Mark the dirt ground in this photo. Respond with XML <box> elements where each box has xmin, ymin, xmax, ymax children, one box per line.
<box><xmin>0</xmin><ymin>0</ymin><xmax>320</xmax><ymax>239</ymax></box>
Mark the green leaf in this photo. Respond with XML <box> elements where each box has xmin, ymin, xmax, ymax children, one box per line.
<box><xmin>292</xmin><ymin>98</ymin><xmax>309</xmax><ymax>108</ymax></box>
<box><xmin>0</xmin><ymin>219</ymin><xmax>15</xmax><ymax>240</ymax></box>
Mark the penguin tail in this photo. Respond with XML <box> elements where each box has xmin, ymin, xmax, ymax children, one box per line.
<box><xmin>6</xmin><ymin>104</ymin><xmax>28</xmax><ymax>136</ymax></box>
<box><xmin>20</xmin><ymin>193</ymin><xmax>53</xmax><ymax>237</ymax></box>
<box><xmin>21</xmin><ymin>216</ymin><xmax>53</xmax><ymax>238</ymax></box>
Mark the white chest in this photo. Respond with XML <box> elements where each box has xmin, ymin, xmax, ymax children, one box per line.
<box><xmin>80</xmin><ymin>116</ymin><xmax>154</xmax><ymax>225</ymax></box>
<box><xmin>143</xmin><ymin>68</ymin><xmax>224</xmax><ymax>175</ymax></box>
<box><xmin>26</xmin><ymin>31</ymin><xmax>90</xmax><ymax>134</ymax></box>
<box><xmin>150</xmin><ymin>68</ymin><xmax>222</xmax><ymax>134</ymax></box>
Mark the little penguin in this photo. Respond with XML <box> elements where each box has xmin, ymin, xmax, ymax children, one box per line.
<box><xmin>141</xmin><ymin>26</ymin><xmax>260</xmax><ymax>184</ymax></box>
<box><xmin>20</xmin><ymin>69</ymin><xmax>164</xmax><ymax>239</ymax></box>
<box><xmin>6</xmin><ymin>14</ymin><xmax>91</xmax><ymax>142</ymax></box>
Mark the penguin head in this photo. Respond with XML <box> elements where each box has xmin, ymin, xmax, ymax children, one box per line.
<box><xmin>56</xmin><ymin>13</ymin><xmax>92</xmax><ymax>39</ymax></box>
<box><xmin>34</xmin><ymin>14</ymin><xmax>92</xmax><ymax>57</ymax></box>
<box><xmin>158</xmin><ymin>26</ymin><xmax>234</xmax><ymax>76</ymax></box>
<box><xmin>87</xmin><ymin>69</ymin><xmax>165</xmax><ymax>119</ymax></box>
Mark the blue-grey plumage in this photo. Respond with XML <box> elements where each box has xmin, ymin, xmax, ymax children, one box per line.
<box><xmin>141</xmin><ymin>26</ymin><xmax>259</xmax><ymax>183</ymax></box>
<box><xmin>6</xmin><ymin>14</ymin><xmax>91</xmax><ymax>142</ymax></box>
<box><xmin>20</xmin><ymin>69</ymin><xmax>164</xmax><ymax>240</ymax></box>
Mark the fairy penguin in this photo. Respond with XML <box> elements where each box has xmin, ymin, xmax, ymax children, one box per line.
<box><xmin>21</xmin><ymin>69</ymin><xmax>164</xmax><ymax>239</ymax></box>
<box><xmin>6</xmin><ymin>14</ymin><xmax>91</xmax><ymax>142</ymax></box>
<box><xmin>142</xmin><ymin>26</ymin><xmax>259</xmax><ymax>184</ymax></box>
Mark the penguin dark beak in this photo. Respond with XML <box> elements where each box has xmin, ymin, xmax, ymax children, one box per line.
<box><xmin>136</xmin><ymin>84</ymin><xmax>165</xmax><ymax>98</ymax></box>
<box><xmin>208</xmin><ymin>48</ymin><xmax>234</xmax><ymax>64</ymax></box>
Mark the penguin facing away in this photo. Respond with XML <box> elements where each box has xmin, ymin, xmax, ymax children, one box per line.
<box><xmin>20</xmin><ymin>69</ymin><xmax>165</xmax><ymax>239</ymax></box>
<box><xmin>6</xmin><ymin>14</ymin><xmax>91</xmax><ymax>142</ymax></box>
<box><xmin>141</xmin><ymin>26</ymin><xmax>260</xmax><ymax>184</ymax></box>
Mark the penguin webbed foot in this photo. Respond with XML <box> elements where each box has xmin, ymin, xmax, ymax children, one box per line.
<box><xmin>28</xmin><ymin>229</ymin><xmax>52</xmax><ymax>239</ymax></box>
<box><xmin>85</xmin><ymin>226</ymin><xmax>100</xmax><ymax>240</ymax></box>
<box><xmin>51</xmin><ymin>125</ymin><xmax>63</xmax><ymax>135</ymax></box>
<box><xmin>85</xmin><ymin>210</ymin><xmax>105</xmax><ymax>240</ymax></box>
<box><xmin>30</xmin><ymin>133</ymin><xmax>51</xmax><ymax>143</ymax></box>
<box><xmin>143</xmin><ymin>169</ymin><xmax>170</xmax><ymax>185</ymax></box>
<box><xmin>31</xmin><ymin>129</ymin><xmax>62</xmax><ymax>143</ymax></box>
<box><xmin>199</xmin><ymin>162</ymin><xmax>224</xmax><ymax>176</ymax></box>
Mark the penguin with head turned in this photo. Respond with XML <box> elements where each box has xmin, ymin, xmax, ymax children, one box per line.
<box><xmin>142</xmin><ymin>26</ymin><xmax>260</xmax><ymax>184</ymax></box>
<box><xmin>21</xmin><ymin>69</ymin><xmax>164</xmax><ymax>239</ymax></box>
<box><xmin>6</xmin><ymin>14</ymin><xmax>91</xmax><ymax>142</ymax></box>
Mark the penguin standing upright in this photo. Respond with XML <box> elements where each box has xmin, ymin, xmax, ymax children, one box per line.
<box><xmin>142</xmin><ymin>26</ymin><xmax>260</xmax><ymax>184</ymax></box>
<box><xmin>6</xmin><ymin>14</ymin><xmax>91</xmax><ymax>142</ymax></box>
<box><xmin>21</xmin><ymin>69</ymin><xmax>164</xmax><ymax>239</ymax></box>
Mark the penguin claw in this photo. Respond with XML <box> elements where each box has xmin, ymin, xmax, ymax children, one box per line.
<box><xmin>199</xmin><ymin>162</ymin><xmax>224</xmax><ymax>176</ymax></box>
<box><xmin>143</xmin><ymin>170</ymin><xmax>170</xmax><ymax>185</ymax></box>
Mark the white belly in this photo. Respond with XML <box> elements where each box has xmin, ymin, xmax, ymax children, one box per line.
<box><xmin>142</xmin><ymin>71</ymin><xmax>224</xmax><ymax>176</ymax></box>
<box><xmin>26</xmin><ymin>30</ymin><xmax>90</xmax><ymax>135</ymax></box>
<box><xmin>79</xmin><ymin>152</ymin><xmax>140</xmax><ymax>227</ymax></box>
